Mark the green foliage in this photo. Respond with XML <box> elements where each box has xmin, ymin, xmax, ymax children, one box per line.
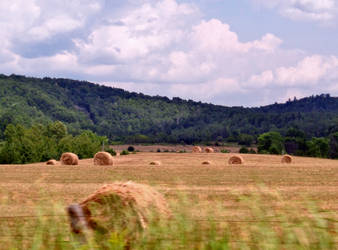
<box><xmin>0</xmin><ymin>122</ymin><xmax>106</xmax><ymax>163</ymax></box>
<box><xmin>329</xmin><ymin>132</ymin><xmax>338</xmax><ymax>159</ymax></box>
<box><xmin>120</xmin><ymin>150</ymin><xmax>129</xmax><ymax>155</ymax></box>
<box><xmin>249</xmin><ymin>148</ymin><xmax>257</xmax><ymax>154</ymax></box>
<box><xmin>239</xmin><ymin>146</ymin><xmax>249</xmax><ymax>154</ymax></box>
<box><xmin>104</xmin><ymin>147</ymin><xmax>117</xmax><ymax>156</ymax></box>
<box><xmin>306</xmin><ymin>137</ymin><xmax>329</xmax><ymax>158</ymax></box>
<box><xmin>258</xmin><ymin>131</ymin><xmax>284</xmax><ymax>155</ymax></box>
<box><xmin>0</xmin><ymin>75</ymin><xmax>337</xmax><ymax>145</ymax></box>
<box><xmin>238</xmin><ymin>133</ymin><xmax>254</xmax><ymax>146</ymax></box>
<box><xmin>220</xmin><ymin>149</ymin><xmax>230</xmax><ymax>153</ymax></box>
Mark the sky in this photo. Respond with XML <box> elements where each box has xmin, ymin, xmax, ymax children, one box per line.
<box><xmin>1</xmin><ymin>0</ymin><xmax>338</xmax><ymax>107</ymax></box>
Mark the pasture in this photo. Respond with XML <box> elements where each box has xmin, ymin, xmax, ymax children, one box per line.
<box><xmin>0</xmin><ymin>152</ymin><xmax>337</xmax><ymax>249</ymax></box>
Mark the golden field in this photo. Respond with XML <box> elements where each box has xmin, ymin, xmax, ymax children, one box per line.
<box><xmin>0</xmin><ymin>152</ymin><xmax>337</xmax><ymax>216</ymax></box>
<box><xmin>0</xmin><ymin>152</ymin><xmax>337</xmax><ymax>248</ymax></box>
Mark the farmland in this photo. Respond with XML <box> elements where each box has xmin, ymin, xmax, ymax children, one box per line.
<box><xmin>0</xmin><ymin>152</ymin><xmax>337</xmax><ymax>249</ymax></box>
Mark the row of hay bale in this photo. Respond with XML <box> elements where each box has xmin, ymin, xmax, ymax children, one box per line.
<box><xmin>202</xmin><ymin>154</ymin><xmax>292</xmax><ymax>165</ymax></box>
<box><xmin>192</xmin><ymin>146</ymin><xmax>214</xmax><ymax>153</ymax></box>
<box><xmin>47</xmin><ymin>151</ymin><xmax>114</xmax><ymax>166</ymax></box>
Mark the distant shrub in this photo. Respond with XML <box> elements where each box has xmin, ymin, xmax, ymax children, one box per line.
<box><xmin>220</xmin><ymin>149</ymin><xmax>230</xmax><ymax>153</ymax></box>
<box><xmin>239</xmin><ymin>147</ymin><xmax>249</xmax><ymax>154</ymax></box>
<box><xmin>127</xmin><ymin>146</ymin><xmax>135</xmax><ymax>152</ymax></box>
<box><xmin>104</xmin><ymin>147</ymin><xmax>117</xmax><ymax>156</ymax></box>
<box><xmin>156</xmin><ymin>148</ymin><xmax>161</xmax><ymax>153</ymax></box>
<box><xmin>121</xmin><ymin>150</ymin><xmax>129</xmax><ymax>155</ymax></box>
<box><xmin>249</xmin><ymin>148</ymin><xmax>257</xmax><ymax>154</ymax></box>
<box><xmin>163</xmin><ymin>149</ymin><xmax>169</xmax><ymax>152</ymax></box>
<box><xmin>179</xmin><ymin>150</ymin><xmax>186</xmax><ymax>153</ymax></box>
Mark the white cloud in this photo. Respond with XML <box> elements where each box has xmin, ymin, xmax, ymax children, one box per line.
<box><xmin>0</xmin><ymin>0</ymin><xmax>337</xmax><ymax>106</ymax></box>
<box><xmin>253</xmin><ymin>0</ymin><xmax>338</xmax><ymax>22</ymax></box>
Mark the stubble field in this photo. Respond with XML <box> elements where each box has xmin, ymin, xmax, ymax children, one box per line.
<box><xmin>0</xmin><ymin>152</ymin><xmax>337</xmax><ymax>248</ymax></box>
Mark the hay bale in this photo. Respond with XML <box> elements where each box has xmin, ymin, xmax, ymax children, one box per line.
<box><xmin>94</xmin><ymin>152</ymin><xmax>113</xmax><ymax>166</ymax></box>
<box><xmin>228</xmin><ymin>155</ymin><xmax>244</xmax><ymax>165</ymax></box>
<box><xmin>202</xmin><ymin>161</ymin><xmax>212</xmax><ymax>165</ymax></box>
<box><xmin>60</xmin><ymin>152</ymin><xmax>79</xmax><ymax>165</ymax></box>
<box><xmin>150</xmin><ymin>161</ymin><xmax>161</xmax><ymax>166</ymax></box>
<box><xmin>67</xmin><ymin>182</ymin><xmax>171</xmax><ymax>235</ymax></box>
<box><xmin>281</xmin><ymin>155</ymin><xmax>292</xmax><ymax>163</ymax></box>
<box><xmin>46</xmin><ymin>159</ymin><xmax>57</xmax><ymax>165</ymax></box>
<box><xmin>205</xmin><ymin>147</ymin><xmax>214</xmax><ymax>153</ymax></box>
<box><xmin>192</xmin><ymin>146</ymin><xmax>202</xmax><ymax>153</ymax></box>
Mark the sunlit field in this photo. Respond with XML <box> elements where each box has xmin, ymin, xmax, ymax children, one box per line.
<box><xmin>0</xmin><ymin>152</ymin><xmax>337</xmax><ymax>249</ymax></box>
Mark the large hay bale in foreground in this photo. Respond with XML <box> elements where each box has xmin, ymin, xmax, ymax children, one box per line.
<box><xmin>228</xmin><ymin>155</ymin><xmax>244</xmax><ymax>165</ymax></box>
<box><xmin>46</xmin><ymin>159</ymin><xmax>57</xmax><ymax>165</ymax></box>
<box><xmin>192</xmin><ymin>146</ymin><xmax>202</xmax><ymax>153</ymax></box>
<box><xmin>150</xmin><ymin>161</ymin><xmax>161</xmax><ymax>166</ymax></box>
<box><xmin>281</xmin><ymin>155</ymin><xmax>292</xmax><ymax>164</ymax></box>
<box><xmin>67</xmin><ymin>182</ymin><xmax>171</xmax><ymax>235</ymax></box>
<box><xmin>205</xmin><ymin>147</ymin><xmax>214</xmax><ymax>153</ymax></box>
<box><xmin>94</xmin><ymin>152</ymin><xmax>113</xmax><ymax>166</ymax></box>
<box><xmin>60</xmin><ymin>152</ymin><xmax>79</xmax><ymax>165</ymax></box>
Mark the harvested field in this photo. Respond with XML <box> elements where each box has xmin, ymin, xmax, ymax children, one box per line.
<box><xmin>0</xmin><ymin>152</ymin><xmax>337</xmax><ymax>248</ymax></box>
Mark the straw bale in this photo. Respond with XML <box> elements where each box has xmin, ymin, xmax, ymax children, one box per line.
<box><xmin>192</xmin><ymin>146</ymin><xmax>202</xmax><ymax>153</ymax></box>
<box><xmin>281</xmin><ymin>155</ymin><xmax>292</xmax><ymax>164</ymax></box>
<box><xmin>94</xmin><ymin>152</ymin><xmax>113</xmax><ymax>166</ymax></box>
<box><xmin>46</xmin><ymin>159</ymin><xmax>57</xmax><ymax>165</ymax></box>
<box><xmin>228</xmin><ymin>155</ymin><xmax>244</xmax><ymax>165</ymax></box>
<box><xmin>61</xmin><ymin>152</ymin><xmax>79</xmax><ymax>165</ymax></box>
<box><xmin>67</xmin><ymin>181</ymin><xmax>171</xmax><ymax>235</ymax></box>
<box><xmin>205</xmin><ymin>147</ymin><xmax>214</xmax><ymax>153</ymax></box>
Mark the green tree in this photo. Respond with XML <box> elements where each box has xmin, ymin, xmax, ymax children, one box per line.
<box><xmin>329</xmin><ymin>132</ymin><xmax>338</xmax><ymax>159</ymax></box>
<box><xmin>257</xmin><ymin>131</ymin><xmax>284</xmax><ymax>155</ymax></box>
<box><xmin>306</xmin><ymin>137</ymin><xmax>329</xmax><ymax>158</ymax></box>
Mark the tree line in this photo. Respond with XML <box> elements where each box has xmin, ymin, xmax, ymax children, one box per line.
<box><xmin>0</xmin><ymin>74</ymin><xmax>338</xmax><ymax>145</ymax></box>
<box><xmin>254</xmin><ymin>129</ymin><xmax>338</xmax><ymax>159</ymax></box>
<box><xmin>0</xmin><ymin>121</ymin><xmax>107</xmax><ymax>164</ymax></box>
<box><xmin>0</xmin><ymin>122</ymin><xmax>337</xmax><ymax>164</ymax></box>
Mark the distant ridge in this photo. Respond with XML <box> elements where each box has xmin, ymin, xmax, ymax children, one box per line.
<box><xmin>0</xmin><ymin>74</ymin><xmax>337</xmax><ymax>143</ymax></box>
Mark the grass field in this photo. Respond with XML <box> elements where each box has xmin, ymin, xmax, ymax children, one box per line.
<box><xmin>0</xmin><ymin>152</ymin><xmax>337</xmax><ymax>249</ymax></box>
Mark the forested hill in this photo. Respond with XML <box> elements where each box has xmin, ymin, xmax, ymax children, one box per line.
<box><xmin>0</xmin><ymin>74</ymin><xmax>337</xmax><ymax>143</ymax></box>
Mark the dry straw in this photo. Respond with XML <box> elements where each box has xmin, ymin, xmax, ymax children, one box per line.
<box><xmin>192</xmin><ymin>146</ymin><xmax>202</xmax><ymax>153</ymax></box>
<box><xmin>228</xmin><ymin>155</ymin><xmax>244</xmax><ymax>165</ymax></box>
<box><xmin>94</xmin><ymin>152</ymin><xmax>113</xmax><ymax>166</ymax></box>
<box><xmin>150</xmin><ymin>161</ymin><xmax>161</xmax><ymax>166</ymax></box>
<box><xmin>60</xmin><ymin>152</ymin><xmax>79</xmax><ymax>165</ymax></box>
<box><xmin>281</xmin><ymin>154</ymin><xmax>292</xmax><ymax>164</ymax></box>
<box><xmin>205</xmin><ymin>147</ymin><xmax>214</xmax><ymax>153</ymax></box>
<box><xmin>46</xmin><ymin>159</ymin><xmax>57</xmax><ymax>165</ymax></box>
<box><xmin>67</xmin><ymin>181</ymin><xmax>171</xmax><ymax>235</ymax></box>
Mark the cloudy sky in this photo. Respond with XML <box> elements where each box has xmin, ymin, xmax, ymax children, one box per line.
<box><xmin>1</xmin><ymin>0</ymin><xmax>338</xmax><ymax>106</ymax></box>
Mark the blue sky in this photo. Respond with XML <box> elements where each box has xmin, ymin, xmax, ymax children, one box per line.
<box><xmin>1</xmin><ymin>0</ymin><xmax>338</xmax><ymax>107</ymax></box>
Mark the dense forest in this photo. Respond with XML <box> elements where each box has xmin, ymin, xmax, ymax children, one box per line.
<box><xmin>0</xmin><ymin>74</ymin><xmax>338</xmax><ymax>145</ymax></box>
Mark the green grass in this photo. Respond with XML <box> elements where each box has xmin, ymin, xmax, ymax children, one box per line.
<box><xmin>0</xmin><ymin>188</ymin><xmax>336</xmax><ymax>250</ymax></box>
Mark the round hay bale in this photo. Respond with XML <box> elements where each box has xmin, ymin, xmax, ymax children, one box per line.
<box><xmin>60</xmin><ymin>152</ymin><xmax>79</xmax><ymax>165</ymax></box>
<box><xmin>192</xmin><ymin>146</ymin><xmax>202</xmax><ymax>153</ymax></box>
<box><xmin>202</xmin><ymin>161</ymin><xmax>212</xmax><ymax>165</ymax></box>
<box><xmin>228</xmin><ymin>155</ymin><xmax>244</xmax><ymax>165</ymax></box>
<box><xmin>67</xmin><ymin>182</ymin><xmax>171</xmax><ymax>236</ymax></box>
<box><xmin>94</xmin><ymin>152</ymin><xmax>113</xmax><ymax>166</ymax></box>
<box><xmin>150</xmin><ymin>161</ymin><xmax>161</xmax><ymax>166</ymax></box>
<box><xmin>46</xmin><ymin>159</ymin><xmax>57</xmax><ymax>165</ymax></box>
<box><xmin>281</xmin><ymin>155</ymin><xmax>292</xmax><ymax>164</ymax></box>
<box><xmin>205</xmin><ymin>147</ymin><xmax>214</xmax><ymax>153</ymax></box>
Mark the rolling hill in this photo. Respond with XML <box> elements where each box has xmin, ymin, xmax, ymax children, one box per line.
<box><xmin>0</xmin><ymin>74</ymin><xmax>337</xmax><ymax>143</ymax></box>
